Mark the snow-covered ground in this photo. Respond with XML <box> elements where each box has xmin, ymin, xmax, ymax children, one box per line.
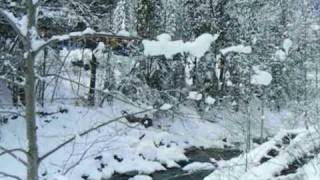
<box><xmin>0</xmin><ymin>100</ymin><xmax>227</xmax><ymax>180</ymax></box>
<box><xmin>0</xmin><ymin>48</ymin><xmax>311</xmax><ymax>179</ymax></box>
<box><xmin>204</xmin><ymin>128</ymin><xmax>320</xmax><ymax>180</ymax></box>
<box><xmin>0</xmin><ymin>98</ymin><xmax>308</xmax><ymax>180</ymax></box>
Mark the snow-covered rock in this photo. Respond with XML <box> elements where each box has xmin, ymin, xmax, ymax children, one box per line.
<box><xmin>129</xmin><ymin>175</ymin><xmax>153</xmax><ymax>180</ymax></box>
<box><xmin>204</xmin><ymin>128</ymin><xmax>320</xmax><ymax>180</ymax></box>
<box><xmin>183</xmin><ymin>162</ymin><xmax>216</xmax><ymax>173</ymax></box>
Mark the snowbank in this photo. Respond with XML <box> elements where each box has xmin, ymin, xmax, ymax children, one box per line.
<box><xmin>204</xmin><ymin>128</ymin><xmax>320</xmax><ymax>180</ymax></box>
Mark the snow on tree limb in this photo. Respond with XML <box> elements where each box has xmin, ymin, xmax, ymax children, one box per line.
<box><xmin>34</xmin><ymin>28</ymin><xmax>141</xmax><ymax>53</ymax></box>
<box><xmin>143</xmin><ymin>33</ymin><xmax>219</xmax><ymax>58</ymax></box>
<box><xmin>0</xmin><ymin>8</ymin><xmax>28</xmax><ymax>42</ymax></box>
<box><xmin>220</xmin><ymin>45</ymin><xmax>252</xmax><ymax>55</ymax></box>
<box><xmin>251</xmin><ymin>66</ymin><xmax>272</xmax><ymax>86</ymax></box>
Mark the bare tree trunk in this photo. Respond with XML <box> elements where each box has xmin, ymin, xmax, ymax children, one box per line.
<box><xmin>40</xmin><ymin>48</ymin><xmax>47</xmax><ymax>107</ymax></box>
<box><xmin>25</xmin><ymin>53</ymin><xmax>39</xmax><ymax>180</ymax></box>
<box><xmin>88</xmin><ymin>54</ymin><xmax>97</xmax><ymax>106</ymax></box>
<box><xmin>316</xmin><ymin>63</ymin><xmax>319</xmax><ymax>117</ymax></box>
<box><xmin>260</xmin><ymin>92</ymin><xmax>265</xmax><ymax>143</ymax></box>
<box><xmin>26</xmin><ymin>0</ymin><xmax>39</xmax><ymax>179</ymax></box>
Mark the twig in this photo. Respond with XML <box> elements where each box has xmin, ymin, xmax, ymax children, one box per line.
<box><xmin>0</xmin><ymin>146</ymin><xmax>27</xmax><ymax>166</ymax></box>
<box><xmin>0</xmin><ymin>171</ymin><xmax>22</xmax><ymax>180</ymax></box>
<box><xmin>63</xmin><ymin>139</ymin><xmax>98</xmax><ymax>175</ymax></box>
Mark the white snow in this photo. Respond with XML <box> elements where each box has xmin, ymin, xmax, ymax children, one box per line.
<box><xmin>0</xmin><ymin>101</ymin><xmax>226</xmax><ymax>180</ymax></box>
<box><xmin>1</xmin><ymin>10</ymin><xmax>28</xmax><ymax>36</ymax></box>
<box><xmin>205</xmin><ymin>96</ymin><xmax>216</xmax><ymax>105</ymax></box>
<box><xmin>220</xmin><ymin>45</ymin><xmax>252</xmax><ymax>55</ymax></box>
<box><xmin>82</xmin><ymin>27</ymin><xmax>96</xmax><ymax>34</ymax></box>
<box><xmin>160</xmin><ymin>103</ymin><xmax>173</xmax><ymax>110</ymax></box>
<box><xmin>251</xmin><ymin>66</ymin><xmax>272</xmax><ymax>86</ymax></box>
<box><xmin>283</xmin><ymin>38</ymin><xmax>293</xmax><ymax>55</ymax></box>
<box><xmin>129</xmin><ymin>175</ymin><xmax>153</xmax><ymax>180</ymax></box>
<box><xmin>118</xmin><ymin>29</ymin><xmax>131</xmax><ymax>36</ymax></box>
<box><xmin>143</xmin><ymin>33</ymin><xmax>219</xmax><ymax>58</ymax></box>
<box><xmin>311</xmin><ymin>24</ymin><xmax>320</xmax><ymax>31</ymax></box>
<box><xmin>275</xmin><ymin>39</ymin><xmax>292</xmax><ymax>60</ymax></box>
<box><xmin>93</xmin><ymin>42</ymin><xmax>106</xmax><ymax>59</ymax></box>
<box><xmin>31</xmin><ymin>39</ymin><xmax>46</xmax><ymax>51</ymax></box>
<box><xmin>275</xmin><ymin>49</ymin><xmax>286</xmax><ymax>61</ymax></box>
<box><xmin>18</xmin><ymin>15</ymin><xmax>28</xmax><ymax>36</ymax></box>
<box><xmin>204</xmin><ymin>128</ymin><xmax>320</xmax><ymax>180</ymax></box>
<box><xmin>187</xmin><ymin>91</ymin><xmax>203</xmax><ymax>101</ymax></box>
<box><xmin>182</xmin><ymin>162</ymin><xmax>216</xmax><ymax>173</ymax></box>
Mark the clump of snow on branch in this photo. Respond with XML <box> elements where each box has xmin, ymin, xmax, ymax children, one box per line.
<box><xmin>275</xmin><ymin>38</ymin><xmax>293</xmax><ymax>61</ymax></box>
<box><xmin>117</xmin><ymin>29</ymin><xmax>131</xmax><ymax>36</ymax></box>
<box><xmin>160</xmin><ymin>103</ymin><xmax>173</xmax><ymax>110</ymax></box>
<box><xmin>18</xmin><ymin>15</ymin><xmax>28</xmax><ymax>36</ymax></box>
<box><xmin>1</xmin><ymin>10</ymin><xmax>28</xmax><ymax>36</ymax></box>
<box><xmin>311</xmin><ymin>24</ymin><xmax>320</xmax><ymax>31</ymax></box>
<box><xmin>283</xmin><ymin>38</ymin><xmax>293</xmax><ymax>55</ymax></box>
<box><xmin>275</xmin><ymin>50</ymin><xmax>286</xmax><ymax>61</ymax></box>
<box><xmin>220</xmin><ymin>45</ymin><xmax>252</xmax><ymax>55</ymax></box>
<box><xmin>187</xmin><ymin>91</ymin><xmax>203</xmax><ymax>101</ymax></box>
<box><xmin>143</xmin><ymin>33</ymin><xmax>219</xmax><ymax>58</ymax></box>
<box><xmin>205</xmin><ymin>96</ymin><xmax>216</xmax><ymax>105</ymax></box>
<box><xmin>251</xmin><ymin>66</ymin><xmax>272</xmax><ymax>86</ymax></box>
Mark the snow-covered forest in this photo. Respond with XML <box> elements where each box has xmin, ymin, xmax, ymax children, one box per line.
<box><xmin>0</xmin><ymin>0</ymin><xmax>320</xmax><ymax>179</ymax></box>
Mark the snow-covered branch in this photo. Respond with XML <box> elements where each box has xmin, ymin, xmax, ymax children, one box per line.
<box><xmin>0</xmin><ymin>8</ymin><xmax>28</xmax><ymax>43</ymax></box>
<box><xmin>143</xmin><ymin>33</ymin><xmax>219</xmax><ymax>58</ymax></box>
<box><xmin>34</xmin><ymin>28</ymin><xmax>141</xmax><ymax>53</ymax></box>
<box><xmin>220</xmin><ymin>45</ymin><xmax>252</xmax><ymax>55</ymax></box>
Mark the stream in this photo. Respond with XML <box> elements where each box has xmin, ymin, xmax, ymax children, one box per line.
<box><xmin>109</xmin><ymin>147</ymin><xmax>242</xmax><ymax>180</ymax></box>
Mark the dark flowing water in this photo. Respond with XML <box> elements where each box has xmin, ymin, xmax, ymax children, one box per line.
<box><xmin>109</xmin><ymin>147</ymin><xmax>242</xmax><ymax>180</ymax></box>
